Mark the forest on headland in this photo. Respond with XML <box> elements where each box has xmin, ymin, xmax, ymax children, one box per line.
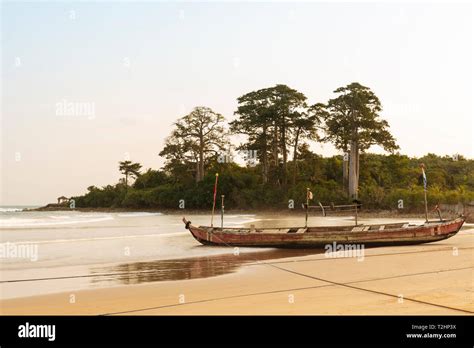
<box><xmin>71</xmin><ymin>83</ymin><xmax>474</xmax><ymax>212</ymax></box>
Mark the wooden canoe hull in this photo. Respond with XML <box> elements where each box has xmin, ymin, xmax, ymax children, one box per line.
<box><xmin>183</xmin><ymin>217</ymin><xmax>465</xmax><ymax>248</ymax></box>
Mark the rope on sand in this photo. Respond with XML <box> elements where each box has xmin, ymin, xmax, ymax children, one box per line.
<box><xmin>100</xmin><ymin>266</ymin><xmax>473</xmax><ymax>315</ymax></box>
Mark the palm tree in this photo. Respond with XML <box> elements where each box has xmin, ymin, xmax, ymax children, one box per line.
<box><xmin>119</xmin><ymin>161</ymin><xmax>142</xmax><ymax>187</ymax></box>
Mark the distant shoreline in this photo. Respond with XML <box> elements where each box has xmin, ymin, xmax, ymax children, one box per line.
<box><xmin>22</xmin><ymin>206</ymin><xmax>468</xmax><ymax>221</ymax></box>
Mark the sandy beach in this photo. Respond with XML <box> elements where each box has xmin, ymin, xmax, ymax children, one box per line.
<box><xmin>2</xmin><ymin>6</ymin><xmax>473</xmax><ymax>348</ymax></box>
<box><xmin>1</xmin><ymin>215</ymin><xmax>472</xmax><ymax>315</ymax></box>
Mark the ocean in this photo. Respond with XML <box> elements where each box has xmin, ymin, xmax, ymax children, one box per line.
<box><xmin>0</xmin><ymin>208</ymin><xmax>267</xmax><ymax>298</ymax></box>
<box><xmin>0</xmin><ymin>208</ymin><xmax>267</xmax><ymax>267</ymax></box>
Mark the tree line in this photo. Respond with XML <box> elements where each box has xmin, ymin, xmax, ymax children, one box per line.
<box><xmin>72</xmin><ymin>82</ymin><xmax>474</xmax><ymax>211</ymax></box>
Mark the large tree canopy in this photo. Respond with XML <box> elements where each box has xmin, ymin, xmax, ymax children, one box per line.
<box><xmin>160</xmin><ymin>106</ymin><xmax>229</xmax><ymax>182</ymax></box>
<box><xmin>230</xmin><ymin>84</ymin><xmax>317</xmax><ymax>186</ymax></box>
<box><xmin>316</xmin><ymin>82</ymin><xmax>399</xmax><ymax>198</ymax></box>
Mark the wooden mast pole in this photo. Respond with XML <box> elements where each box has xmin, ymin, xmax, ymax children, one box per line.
<box><xmin>355</xmin><ymin>202</ymin><xmax>358</xmax><ymax>226</ymax></box>
<box><xmin>305</xmin><ymin>188</ymin><xmax>309</xmax><ymax>228</ymax></box>
<box><xmin>211</xmin><ymin>173</ymin><xmax>219</xmax><ymax>227</ymax></box>
<box><xmin>423</xmin><ymin>189</ymin><xmax>428</xmax><ymax>222</ymax></box>
<box><xmin>421</xmin><ymin>164</ymin><xmax>428</xmax><ymax>223</ymax></box>
<box><xmin>221</xmin><ymin>195</ymin><xmax>225</xmax><ymax>229</ymax></box>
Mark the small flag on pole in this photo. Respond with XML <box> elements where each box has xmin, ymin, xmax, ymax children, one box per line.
<box><xmin>421</xmin><ymin>164</ymin><xmax>427</xmax><ymax>190</ymax></box>
<box><xmin>307</xmin><ymin>189</ymin><xmax>313</xmax><ymax>201</ymax></box>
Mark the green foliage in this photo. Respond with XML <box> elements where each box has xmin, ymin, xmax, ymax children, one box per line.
<box><xmin>133</xmin><ymin>169</ymin><xmax>169</xmax><ymax>189</ymax></box>
<box><xmin>73</xmin><ymin>184</ymin><xmax>126</xmax><ymax>208</ymax></box>
<box><xmin>72</xmin><ymin>153</ymin><xmax>473</xmax><ymax>211</ymax></box>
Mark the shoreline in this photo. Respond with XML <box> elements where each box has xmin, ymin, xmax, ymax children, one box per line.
<box><xmin>21</xmin><ymin>206</ymin><xmax>464</xmax><ymax>219</ymax></box>
<box><xmin>21</xmin><ymin>207</ymin><xmax>471</xmax><ymax>223</ymax></box>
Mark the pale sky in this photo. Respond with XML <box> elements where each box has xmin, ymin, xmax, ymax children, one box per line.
<box><xmin>1</xmin><ymin>1</ymin><xmax>473</xmax><ymax>205</ymax></box>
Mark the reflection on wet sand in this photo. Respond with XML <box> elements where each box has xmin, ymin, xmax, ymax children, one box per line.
<box><xmin>91</xmin><ymin>249</ymin><xmax>322</xmax><ymax>286</ymax></box>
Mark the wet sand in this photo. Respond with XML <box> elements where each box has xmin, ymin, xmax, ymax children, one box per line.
<box><xmin>1</xmin><ymin>227</ymin><xmax>472</xmax><ymax>315</ymax></box>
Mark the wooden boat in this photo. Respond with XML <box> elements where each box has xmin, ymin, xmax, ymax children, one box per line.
<box><xmin>182</xmin><ymin>216</ymin><xmax>465</xmax><ymax>248</ymax></box>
